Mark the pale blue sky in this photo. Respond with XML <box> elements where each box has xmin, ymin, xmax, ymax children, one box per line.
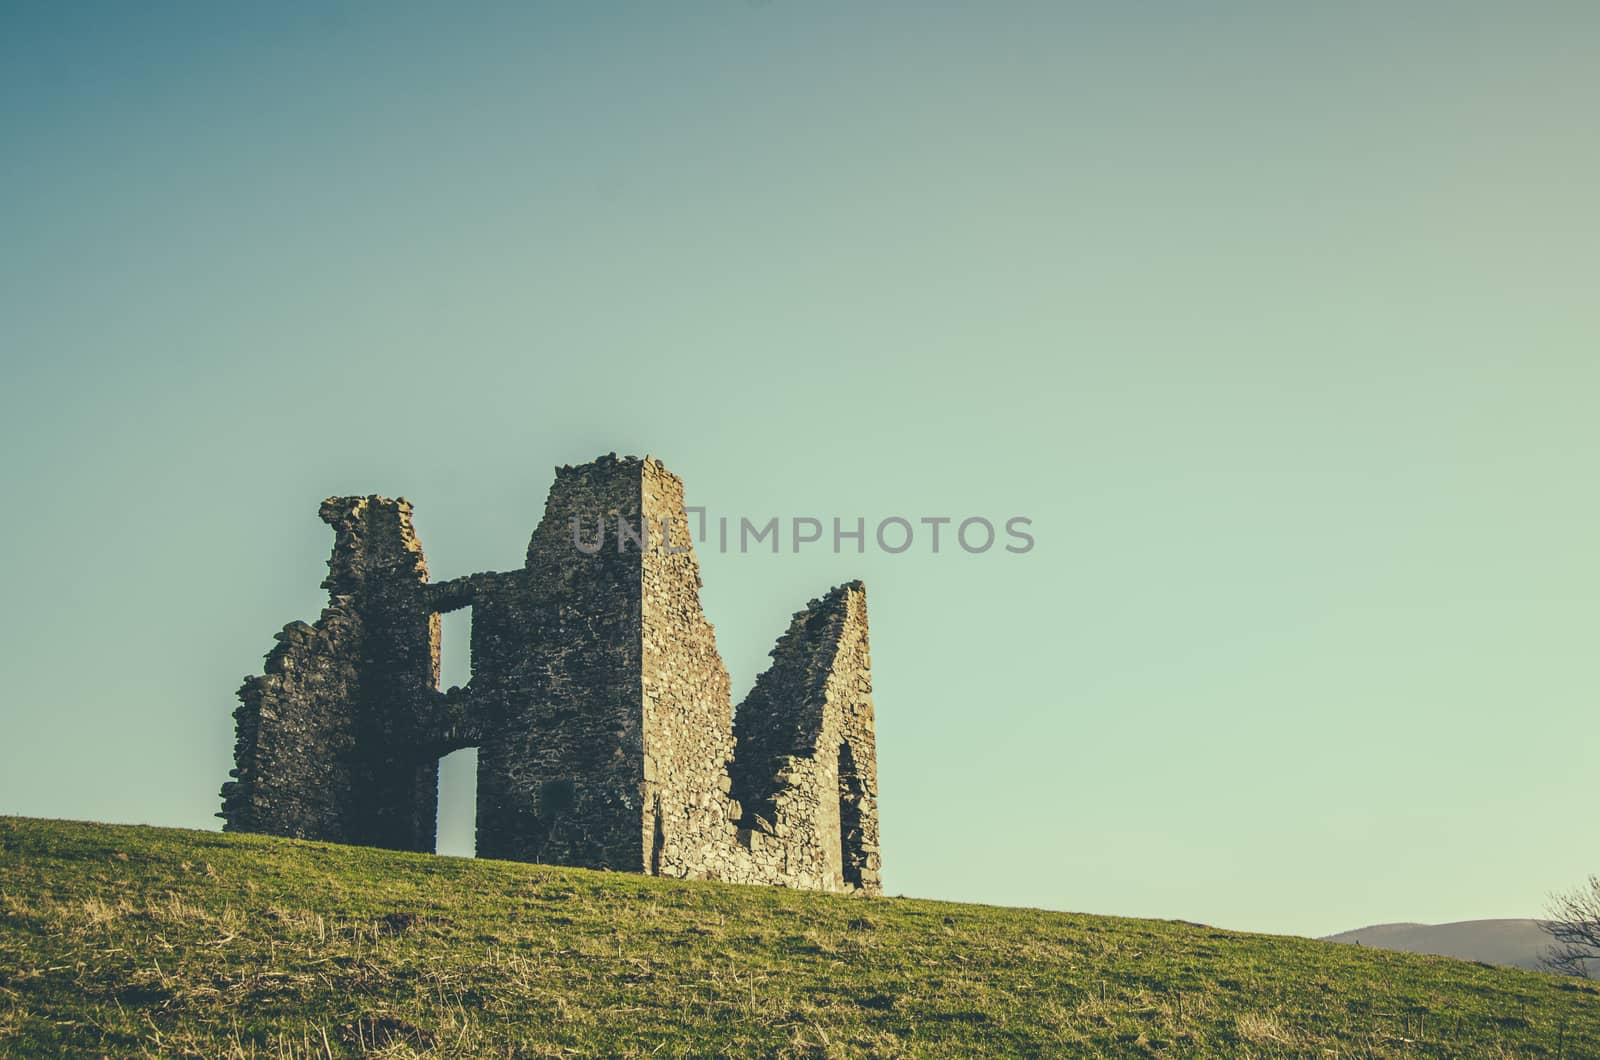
<box><xmin>2</xmin><ymin>3</ymin><xmax>1597</xmax><ymax>937</ymax></box>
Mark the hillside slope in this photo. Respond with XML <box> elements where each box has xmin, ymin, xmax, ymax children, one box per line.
<box><xmin>1324</xmin><ymin>920</ymin><xmax>1561</xmax><ymax>972</ymax></box>
<box><xmin>1</xmin><ymin>818</ymin><xmax>1596</xmax><ymax>1057</ymax></box>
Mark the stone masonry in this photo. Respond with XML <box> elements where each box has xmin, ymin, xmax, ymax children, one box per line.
<box><xmin>221</xmin><ymin>454</ymin><xmax>881</xmax><ymax>895</ymax></box>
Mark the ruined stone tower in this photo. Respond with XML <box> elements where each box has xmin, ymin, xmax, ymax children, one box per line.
<box><xmin>221</xmin><ymin>455</ymin><xmax>881</xmax><ymax>894</ymax></box>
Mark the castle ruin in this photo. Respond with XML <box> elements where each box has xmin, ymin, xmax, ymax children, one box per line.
<box><xmin>220</xmin><ymin>454</ymin><xmax>881</xmax><ymax>894</ymax></box>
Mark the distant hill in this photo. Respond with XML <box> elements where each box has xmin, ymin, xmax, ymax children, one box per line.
<box><xmin>4</xmin><ymin>817</ymin><xmax>1600</xmax><ymax>1056</ymax></box>
<box><xmin>1323</xmin><ymin>920</ymin><xmax>1578</xmax><ymax>973</ymax></box>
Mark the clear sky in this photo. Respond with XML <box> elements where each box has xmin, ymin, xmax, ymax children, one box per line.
<box><xmin>2</xmin><ymin>3</ymin><xmax>1597</xmax><ymax>938</ymax></box>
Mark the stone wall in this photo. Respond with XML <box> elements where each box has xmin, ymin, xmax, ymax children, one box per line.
<box><xmin>221</xmin><ymin>497</ymin><xmax>442</xmax><ymax>852</ymax></box>
<box><xmin>472</xmin><ymin>458</ymin><xmax>649</xmax><ymax>870</ymax></box>
<box><xmin>730</xmin><ymin>583</ymin><xmax>879</xmax><ymax>892</ymax></box>
<box><xmin>221</xmin><ymin>454</ymin><xmax>882</xmax><ymax>895</ymax></box>
<box><xmin>638</xmin><ymin>460</ymin><xmax>741</xmax><ymax>879</ymax></box>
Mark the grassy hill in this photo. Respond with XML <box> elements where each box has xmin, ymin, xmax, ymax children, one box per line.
<box><xmin>1324</xmin><ymin>920</ymin><xmax>1563</xmax><ymax>973</ymax></box>
<box><xmin>1</xmin><ymin>818</ymin><xmax>1596</xmax><ymax>1057</ymax></box>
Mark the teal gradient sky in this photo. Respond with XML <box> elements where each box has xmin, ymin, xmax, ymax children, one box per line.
<box><xmin>2</xmin><ymin>3</ymin><xmax>1597</xmax><ymax>937</ymax></box>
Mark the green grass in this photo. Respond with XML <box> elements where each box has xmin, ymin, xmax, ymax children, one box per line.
<box><xmin>1</xmin><ymin>817</ymin><xmax>1594</xmax><ymax>1057</ymax></box>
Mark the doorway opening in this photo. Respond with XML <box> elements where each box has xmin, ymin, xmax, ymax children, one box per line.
<box><xmin>838</xmin><ymin>742</ymin><xmax>865</xmax><ymax>888</ymax></box>
<box><xmin>435</xmin><ymin>747</ymin><xmax>478</xmax><ymax>857</ymax></box>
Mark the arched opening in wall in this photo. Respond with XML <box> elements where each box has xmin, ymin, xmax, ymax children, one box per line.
<box><xmin>438</xmin><ymin>607</ymin><xmax>472</xmax><ymax>691</ymax></box>
<box><xmin>435</xmin><ymin>747</ymin><xmax>478</xmax><ymax>857</ymax></box>
<box><xmin>838</xmin><ymin>742</ymin><xmax>865</xmax><ymax>888</ymax></box>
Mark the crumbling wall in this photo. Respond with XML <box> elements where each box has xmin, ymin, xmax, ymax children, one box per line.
<box><xmin>320</xmin><ymin>497</ymin><xmax>445</xmax><ymax>853</ymax></box>
<box><xmin>221</xmin><ymin>497</ymin><xmax>441</xmax><ymax>852</ymax></box>
<box><xmin>473</xmin><ymin>457</ymin><xmax>648</xmax><ymax>870</ymax></box>
<box><xmin>729</xmin><ymin>583</ymin><xmax>880</xmax><ymax>892</ymax></box>
<box><xmin>222</xmin><ymin>455</ymin><xmax>882</xmax><ymax>895</ymax></box>
<box><xmin>639</xmin><ymin>458</ymin><xmax>742</xmax><ymax>880</ymax></box>
<box><xmin>220</xmin><ymin>608</ymin><xmax>362</xmax><ymax>839</ymax></box>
